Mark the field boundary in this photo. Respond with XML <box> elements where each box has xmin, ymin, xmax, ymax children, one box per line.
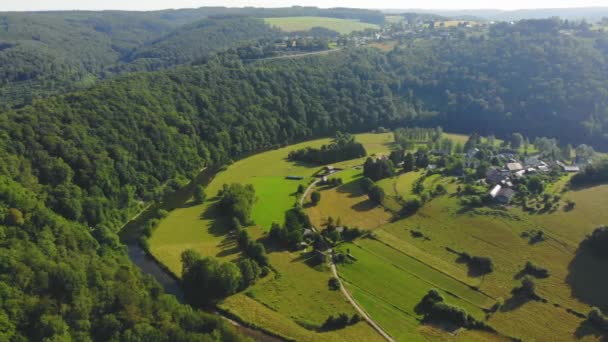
<box><xmin>331</xmin><ymin>263</ymin><xmax>396</xmax><ymax>342</ymax></box>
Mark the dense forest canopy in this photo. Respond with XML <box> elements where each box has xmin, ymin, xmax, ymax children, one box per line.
<box><xmin>0</xmin><ymin>6</ymin><xmax>384</xmax><ymax>108</ymax></box>
<box><xmin>387</xmin><ymin>19</ymin><xmax>608</xmax><ymax>149</ymax></box>
<box><xmin>2</xmin><ymin>13</ymin><xmax>608</xmax><ymax>341</ymax></box>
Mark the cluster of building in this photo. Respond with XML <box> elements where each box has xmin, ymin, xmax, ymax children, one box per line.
<box><xmin>480</xmin><ymin>153</ymin><xmax>580</xmax><ymax>204</ymax></box>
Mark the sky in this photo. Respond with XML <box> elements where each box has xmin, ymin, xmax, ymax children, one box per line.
<box><xmin>1</xmin><ymin>0</ymin><xmax>608</xmax><ymax>11</ymax></box>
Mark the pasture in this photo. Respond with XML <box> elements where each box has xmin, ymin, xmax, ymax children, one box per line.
<box><xmin>358</xmin><ymin>181</ymin><xmax>608</xmax><ymax>341</ymax></box>
<box><xmin>147</xmin><ymin>129</ymin><xmax>608</xmax><ymax>341</ymax></box>
<box><xmin>264</xmin><ymin>16</ymin><xmax>379</xmax><ymax>34</ymax></box>
<box><xmin>306</xmin><ymin>173</ymin><xmax>393</xmax><ymax>230</ymax></box>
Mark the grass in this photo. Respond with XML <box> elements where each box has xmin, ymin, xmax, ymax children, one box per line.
<box><xmin>335</xmin><ymin>238</ymin><xmax>492</xmax><ymax>340</ymax></box>
<box><xmin>220</xmin><ymin>294</ymin><xmax>383</xmax><ymax>342</ymax></box>
<box><xmin>148</xmin><ymin>130</ymin><xmax>605</xmax><ymax>341</ymax></box>
<box><xmin>306</xmin><ymin>175</ymin><xmax>393</xmax><ymax>230</ymax></box>
<box><xmin>264</xmin><ymin>16</ymin><xmax>379</xmax><ymax>34</ymax></box>
<box><xmin>363</xmin><ymin>181</ymin><xmax>608</xmax><ymax>341</ymax></box>
<box><xmin>149</xmin><ymin>133</ymin><xmax>396</xmax><ymax>341</ymax></box>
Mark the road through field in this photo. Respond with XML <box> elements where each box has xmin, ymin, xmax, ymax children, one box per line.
<box><xmin>300</xmin><ymin>173</ymin><xmax>395</xmax><ymax>342</ymax></box>
<box><xmin>331</xmin><ymin>263</ymin><xmax>396</xmax><ymax>342</ymax></box>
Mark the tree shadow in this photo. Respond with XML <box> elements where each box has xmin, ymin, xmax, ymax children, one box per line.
<box><xmin>574</xmin><ymin>321</ymin><xmax>608</xmax><ymax>341</ymax></box>
<box><xmin>500</xmin><ymin>294</ymin><xmax>532</xmax><ymax>312</ymax></box>
<box><xmin>350</xmin><ymin>199</ymin><xmax>377</xmax><ymax>212</ymax></box>
<box><xmin>336</xmin><ymin>180</ymin><xmax>366</xmax><ymax>198</ymax></box>
<box><xmin>566</xmin><ymin>248</ymin><xmax>608</xmax><ymax>311</ymax></box>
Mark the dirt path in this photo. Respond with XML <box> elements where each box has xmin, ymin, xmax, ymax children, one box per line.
<box><xmin>331</xmin><ymin>263</ymin><xmax>395</xmax><ymax>342</ymax></box>
<box><xmin>246</xmin><ymin>48</ymin><xmax>341</xmax><ymax>63</ymax></box>
<box><xmin>300</xmin><ymin>171</ymin><xmax>394</xmax><ymax>341</ymax></box>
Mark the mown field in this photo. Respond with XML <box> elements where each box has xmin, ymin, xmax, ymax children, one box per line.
<box><xmin>149</xmin><ymin>130</ymin><xmax>607</xmax><ymax>341</ymax></box>
<box><xmin>264</xmin><ymin>16</ymin><xmax>379</xmax><ymax>34</ymax></box>
<box><xmin>150</xmin><ymin>133</ymin><xmax>395</xmax><ymax>341</ymax></box>
<box><xmin>338</xmin><ymin>176</ymin><xmax>608</xmax><ymax>341</ymax></box>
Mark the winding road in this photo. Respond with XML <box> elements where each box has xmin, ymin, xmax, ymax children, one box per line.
<box><xmin>331</xmin><ymin>263</ymin><xmax>396</xmax><ymax>342</ymax></box>
<box><xmin>300</xmin><ymin>172</ymin><xmax>395</xmax><ymax>342</ymax></box>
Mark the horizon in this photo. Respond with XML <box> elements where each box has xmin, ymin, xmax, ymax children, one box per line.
<box><xmin>2</xmin><ymin>1</ymin><xmax>608</xmax><ymax>12</ymax></box>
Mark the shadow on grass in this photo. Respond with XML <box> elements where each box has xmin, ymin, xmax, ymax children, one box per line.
<box><xmin>574</xmin><ymin>321</ymin><xmax>608</xmax><ymax>341</ymax></box>
<box><xmin>566</xmin><ymin>248</ymin><xmax>608</xmax><ymax>312</ymax></box>
<box><xmin>350</xmin><ymin>199</ymin><xmax>378</xmax><ymax>212</ymax></box>
<box><xmin>335</xmin><ymin>179</ymin><xmax>366</xmax><ymax>198</ymax></box>
<box><xmin>500</xmin><ymin>294</ymin><xmax>533</xmax><ymax>312</ymax></box>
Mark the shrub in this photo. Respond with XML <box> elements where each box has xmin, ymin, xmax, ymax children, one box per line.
<box><xmin>368</xmin><ymin>185</ymin><xmax>385</xmax><ymax>205</ymax></box>
<box><xmin>523</xmin><ymin>261</ymin><xmax>550</xmax><ymax>278</ymax></box>
<box><xmin>311</xmin><ymin>191</ymin><xmax>321</xmax><ymax>205</ymax></box>
<box><xmin>328</xmin><ymin>277</ymin><xmax>340</xmax><ymax>291</ymax></box>
<box><xmin>193</xmin><ymin>185</ymin><xmax>207</xmax><ymax>204</ymax></box>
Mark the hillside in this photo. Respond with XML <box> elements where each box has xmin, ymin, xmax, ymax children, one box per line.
<box><xmin>2</xmin><ymin>13</ymin><xmax>608</xmax><ymax>341</ymax></box>
<box><xmin>0</xmin><ymin>6</ymin><xmax>384</xmax><ymax>108</ymax></box>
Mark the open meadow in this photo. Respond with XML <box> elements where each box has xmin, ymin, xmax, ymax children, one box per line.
<box><xmin>264</xmin><ymin>16</ymin><xmax>379</xmax><ymax>34</ymax></box>
<box><xmin>148</xmin><ymin>130</ymin><xmax>608</xmax><ymax>341</ymax></box>
<box><xmin>149</xmin><ymin>133</ymin><xmax>395</xmax><ymax>341</ymax></box>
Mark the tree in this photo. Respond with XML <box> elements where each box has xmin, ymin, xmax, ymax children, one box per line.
<box><xmin>511</xmin><ymin>133</ymin><xmax>524</xmax><ymax>149</ymax></box>
<box><xmin>328</xmin><ymin>277</ymin><xmax>340</xmax><ymax>291</ymax></box>
<box><xmin>238</xmin><ymin>258</ymin><xmax>261</xmax><ymax>289</ymax></box>
<box><xmin>403</xmin><ymin>153</ymin><xmax>415</xmax><ymax>172</ymax></box>
<box><xmin>527</xmin><ymin>176</ymin><xmax>545</xmax><ymax>194</ymax></box>
<box><xmin>368</xmin><ymin>185</ymin><xmax>385</xmax><ymax>205</ymax></box>
<box><xmin>7</xmin><ymin>208</ymin><xmax>25</xmax><ymax>226</ymax></box>
<box><xmin>360</xmin><ymin>177</ymin><xmax>375</xmax><ymax>193</ymax></box>
<box><xmin>218</xmin><ymin>183</ymin><xmax>256</xmax><ymax>225</ymax></box>
<box><xmin>297</xmin><ymin>184</ymin><xmax>305</xmax><ymax>194</ymax></box>
<box><xmin>181</xmin><ymin>250</ymin><xmax>242</xmax><ymax>306</ymax></box>
<box><xmin>193</xmin><ymin>185</ymin><xmax>207</xmax><ymax>204</ymax></box>
<box><xmin>311</xmin><ymin>191</ymin><xmax>321</xmax><ymax>205</ymax></box>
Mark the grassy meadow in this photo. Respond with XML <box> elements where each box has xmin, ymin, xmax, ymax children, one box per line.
<box><xmin>338</xmin><ymin>178</ymin><xmax>608</xmax><ymax>341</ymax></box>
<box><xmin>148</xmin><ymin>130</ymin><xmax>608</xmax><ymax>341</ymax></box>
<box><xmin>149</xmin><ymin>133</ymin><xmax>396</xmax><ymax>341</ymax></box>
<box><xmin>264</xmin><ymin>16</ymin><xmax>379</xmax><ymax>34</ymax></box>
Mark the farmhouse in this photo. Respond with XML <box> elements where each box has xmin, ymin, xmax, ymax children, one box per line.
<box><xmin>562</xmin><ymin>165</ymin><xmax>580</xmax><ymax>173</ymax></box>
<box><xmin>466</xmin><ymin>148</ymin><xmax>480</xmax><ymax>159</ymax></box>
<box><xmin>486</xmin><ymin>168</ymin><xmax>510</xmax><ymax>184</ymax></box>
<box><xmin>506</xmin><ymin>162</ymin><xmax>524</xmax><ymax>172</ymax></box>
<box><xmin>490</xmin><ymin>185</ymin><xmax>515</xmax><ymax>204</ymax></box>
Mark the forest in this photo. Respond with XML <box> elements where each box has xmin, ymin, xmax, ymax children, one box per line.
<box><xmin>0</xmin><ymin>7</ymin><xmax>384</xmax><ymax>108</ymax></box>
<box><xmin>1</xmin><ymin>13</ymin><xmax>608</xmax><ymax>341</ymax></box>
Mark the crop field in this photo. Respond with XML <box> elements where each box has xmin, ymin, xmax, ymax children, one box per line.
<box><xmin>264</xmin><ymin>16</ymin><xmax>379</xmax><ymax>34</ymax></box>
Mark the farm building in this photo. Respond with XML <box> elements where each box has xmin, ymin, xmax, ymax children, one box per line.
<box><xmin>506</xmin><ymin>162</ymin><xmax>524</xmax><ymax>172</ymax></box>
<box><xmin>490</xmin><ymin>185</ymin><xmax>515</xmax><ymax>204</ymax></box>
<box><xmin>561</xmin><ymin>165</ymin><xmax>580</xmax><ymax>173</ymax></box>
<box><xmin>486</xmin><ymin>168</ymin><xmax>510</xmax><ymax>184</ymax></box>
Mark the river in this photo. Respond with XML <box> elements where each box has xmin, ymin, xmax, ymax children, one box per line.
<box><xmin>120</xmin><ymin>165</ymin><xmax>283</xmax><ymax>342</ymax></box>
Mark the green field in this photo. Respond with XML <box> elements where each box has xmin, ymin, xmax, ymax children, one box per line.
<box><xmin>337</xmin><ymin>238</ymin><xmax>493</xmax><ymax>341</ymax></box>
<box><xmin>149</xmin><ymin>133</ymin><xmax>397</xmax><ymax>341</ymax></box>
<box><xmin>264</xmin><ymin>16</ymin><xmax>379</xmax><ymax>34</ymax></box>
<box><xmin>149</xmin><ymin>130</ymin><xmax>608</xmax><ymax>341</ymax></box>
<box><xmin>359</xmin><ymin>180</ymin><xmax>608</xmax><ymax>341</ymax></box>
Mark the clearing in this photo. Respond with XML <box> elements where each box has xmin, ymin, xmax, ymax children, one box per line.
<box><xmin>264</xmin><ymin>16</ymin><xmax>379</xmax><ymax>34</ymax></box>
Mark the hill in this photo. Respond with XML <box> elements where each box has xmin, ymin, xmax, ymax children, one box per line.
<box><xmin>0</xmin><ymin>6</ymin><xmax>385</xmax><ymax>109</ymax></box>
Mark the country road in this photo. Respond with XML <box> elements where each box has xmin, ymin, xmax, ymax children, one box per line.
<box><xmin>245</xmin><ymin>48</ymin><xmax>341</xmax><ymax>63</ymax></box>
<box><xmin>330</xmin><ymin>263</ymin><xmax>396</xmax><ymax>342</ymax></box>
<box><xmin>300</xmin><ymin>171</ymin><xmax>395</xmax><ymax>342</ymax></box>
